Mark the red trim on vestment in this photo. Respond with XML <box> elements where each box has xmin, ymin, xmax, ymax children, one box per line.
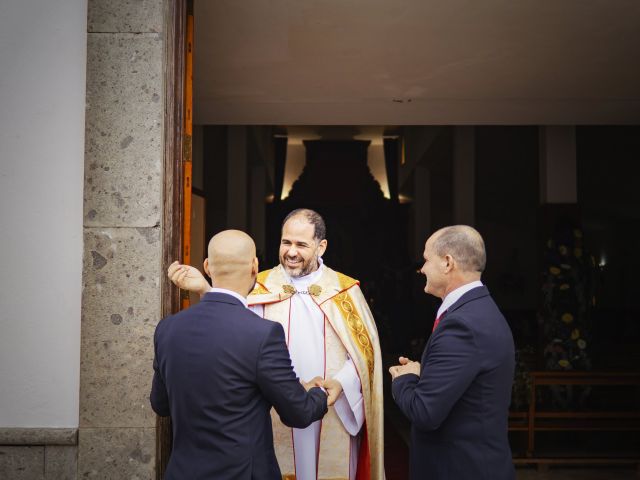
<box><xmin>349</xmin><ymin>349</ymin><xmax>371</xmax><ymax>480</ymax></box>
<box><xmin>317</xmin><ymin>291</ymin><xmax>372</xmax><ymax>479</ymax></box>
<box><xmin>317</xmin><ymin>282</ymin><xmax>360</xmax><ymax>306</ymax></box>
<box><xmin>316</xmin><ymin>314</ymin><xmax>327</xmax><ymax>480</ymax></box>
<box><xmin>323</xmin><ymin>315</ymin><xmax>327</xmax><ymax>379</ymax></box>
<box><xmin>286</xmin><ymin>298</ymin><xmax>292</xmax><ymax>347</ymax></box>
<box><xmin>291</xmin><ymin>429</ymin><xmax>297</xmax><ymax>479</ymax></box>
<box><xmin>348</xmin><ymin>434</ymin><xmax>353</xmax><ymax>480</ymax></box>
<box><xmin>355</xmin><ymin>422</ymin><xmax>371</xmax><ymax>480</ymax></box>
<box><xmin>316</xmin><ymin>420</ymin><xmax>322</xmax><ymax>480</ymax></box>
<box><xmin>287</xmin><ymin>297</ymin><xmax>297</xmax><ymax>477</ymax></box>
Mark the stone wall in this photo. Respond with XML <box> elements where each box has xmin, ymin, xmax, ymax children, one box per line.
<box><xmin>79</xmin><ymin>0</ymin><xmax>165</xmax><ymax>477</ymax></box>
<box><xmin>0</xmin><ymin>429</ymin><xmax>77</xmax><ymax>479</ymax></box>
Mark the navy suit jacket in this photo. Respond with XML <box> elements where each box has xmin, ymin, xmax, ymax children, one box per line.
<box><xmin>150</xmin><ymin>292</ymin><xmax>327</xmax><ymax>480</ymax></box>
<box><xmin>392</xmin><ymin>286</ymin><xmax>515</xmax><ymax>480</ymax></box>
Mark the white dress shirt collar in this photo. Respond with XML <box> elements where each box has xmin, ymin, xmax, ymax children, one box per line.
<box><xmin>209</xmin><ymin>287</ymin><xmax>248</xmax><ymax>308</ymax></box>
<box><xmin>437</xmin><ymin>280</ymin><xmax>483</xmax><ymax>319</ymax></box>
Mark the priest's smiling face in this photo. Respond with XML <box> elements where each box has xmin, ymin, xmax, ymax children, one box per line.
<box><xmin>279</xmin><ymin>216</ymin><xmax>327</xmax><ymax>278</ymax></box>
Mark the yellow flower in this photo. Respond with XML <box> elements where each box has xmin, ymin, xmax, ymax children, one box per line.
<box><xmin>558</xmin><ymin>359</ymin><xmax>571</xmax><ymax>368</ymax></box>
<box><xmin>571</xmin><ymin>329</ymin><xmax>580</xmax><ymax>340</ymax></box>
<box><xmin>560</xmin><ymin>284</ymin><xmax>570</xmax><ymax>290</ymax></box>
<box><xmin>561</xmin><ymin>313</ymin><xmax>574</xmax><ymax>324</ymax></box>
<box><xmin>574</xmin><ymin>229</ymin><xmax>583</xmax><ymax>238</ymax></box>
<box><xmin>574</xmin><ymin>248</ymin><xmax>583</xmax><ymax>258</ymax></box>
<box><xmin>577</xmin><ymin>339</ymin><xmax>587</xmax><ymax>349</ymax></box>
<box><xmin>559</xmin><ymin>245</ymin><xmax>568</xmax><ymax>255</ymax></box>
<box><xmin>550</xmin><ymin>267</ymin><xmax>561</xmax><ymax>275</ymax></box>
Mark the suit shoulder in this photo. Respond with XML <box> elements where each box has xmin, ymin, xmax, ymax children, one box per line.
<box><xmin>236</xmin><ymin>307</ymin><xmax>283</xmax><ymax>335</ymax></box>
<box><xmin>153</xmin><ymin>301</ymin><xmax>204</xmax><ymax>332</ymax></box>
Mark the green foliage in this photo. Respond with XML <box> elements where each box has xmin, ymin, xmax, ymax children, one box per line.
<box><xmin>540</xmin><ymin>227</ymin><xmax>595</xmax><ymax>373</ymax></box>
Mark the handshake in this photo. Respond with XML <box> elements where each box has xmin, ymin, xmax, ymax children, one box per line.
<box><xmin>302</xmin><ymin>377</ymin><xmax>343</xmax><ymax>406</ymax></box>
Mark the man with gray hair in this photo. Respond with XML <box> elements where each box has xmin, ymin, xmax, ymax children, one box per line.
<box><xmin>389</xmin><ymin>225</ymin><xmax>515</xmax><ymax>480</ymax></box>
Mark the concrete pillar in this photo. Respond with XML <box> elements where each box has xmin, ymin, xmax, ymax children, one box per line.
<box><xmin>227</xmin><ymin>126</ymin><xmax>248</xmax><ymax>230</ymax></box>
<box><xmin>539</xmin><ymin>126</ymin><xmax>577</xmax><ymax>204</ymax></box>
<box><xmin>414</xmin><ymin>166</ymin><xmax>431</xmax><ymax>252</ymax></box>
<box><xmin>78</xmin><ymin>1</ymin><xmax>165</xmax><ymax>478</ymax></box>
<box><xmin>453</xmin><ymin>126</ymin><xmax>476</xmax><ymax>225</ymax></box>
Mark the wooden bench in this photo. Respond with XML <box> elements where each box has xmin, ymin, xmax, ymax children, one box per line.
<box><xmin>509</xmin><ymin>371</ymin><xmax>640</xmax><ymax>472</ymax></box>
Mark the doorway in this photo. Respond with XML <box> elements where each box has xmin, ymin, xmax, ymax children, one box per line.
<box><xmin>159</xmin><ymin>1</ymin><xmax>640</xmax><ymax>478</ymax></box>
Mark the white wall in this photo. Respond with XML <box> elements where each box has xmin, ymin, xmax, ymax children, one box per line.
<box><xmin>0</xmin><ymin>0</ymin><xmax>87</xmax><ymax>427</ymax></box>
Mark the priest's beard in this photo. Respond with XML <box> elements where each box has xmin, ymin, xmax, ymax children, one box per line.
<box><xmin>281</xmin><ymin>252</ymin><xmax>320</xmax><ymax>278</ymax></box>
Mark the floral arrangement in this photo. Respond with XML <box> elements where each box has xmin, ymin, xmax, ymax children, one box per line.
<box><xmin>539</xmin><ymin>225</ymin><xmax>597</xmax><ymax>408</ymax></box>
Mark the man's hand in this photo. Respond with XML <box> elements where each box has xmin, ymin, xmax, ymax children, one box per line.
<box><xmin>168</xmin><ymin>261</ymin><xmax>210</xmax><ymax>296</ymax></box>
<box><xmin>302</xmin><ymin>376</ymin><xmax>325</xmax><ymax>392</ymax></box>
<box><xmin>389</xmin><ymin>356</ymin><xmax>421</xmax><ymax>380</ymax></box>
<box><xmin>322</xmin><ymin>378</ymin><xmax>343</xmax><ymax>406</ymax></box>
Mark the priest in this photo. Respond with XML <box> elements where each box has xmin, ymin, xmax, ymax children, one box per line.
<box><xmin>169</xmin><ymin>209</ymin><xmax>384</xmax><ymax>480</ymax></box>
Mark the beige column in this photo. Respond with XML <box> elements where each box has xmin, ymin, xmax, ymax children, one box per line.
<box><xmin>453</xmin><ymin>126</ymin><xmax>476</xmax><ymax>225</ymax></box>
<box><xmin>539</xmin><ymin>126</ymin><xmax>577</xmax><ymax>204</ymax></box>
<box><xmin>79</xmin><ymin>1</ymin><xmax>165</xmax><ymax>478</ymax></box>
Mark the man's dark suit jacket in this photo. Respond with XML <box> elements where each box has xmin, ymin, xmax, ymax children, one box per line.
<box><xmin>150</xmin><ymin>291</ymin><xmax>328</xmax><ymax>480</ymax></box>
<box><xmin>392</xmin><ymin>286</ymin><xmax>515</xmax><ymax>480</ymax></box>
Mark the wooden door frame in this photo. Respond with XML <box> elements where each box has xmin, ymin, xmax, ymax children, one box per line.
<box><xmin>158</xmin><ymin>0</ymin><xmax>189</xmax><ymax>477</ymax></box>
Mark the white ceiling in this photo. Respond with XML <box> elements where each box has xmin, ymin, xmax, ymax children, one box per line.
<box><xmin>194</xmin><ymin>0</ymin><xmax>640</xmax><ymax>125</ymax></box>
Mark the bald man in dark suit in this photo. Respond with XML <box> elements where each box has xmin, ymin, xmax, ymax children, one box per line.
<box><xmin>151</xmin><ymin>230</ymin><xmax>327</xmax><ymax>479</ymax></box>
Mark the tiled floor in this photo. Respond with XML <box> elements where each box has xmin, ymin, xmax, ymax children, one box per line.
<box><xmin>516</xmin><ymin>467</ymin><xmax>639</xmax><ymax>479</ymax></box>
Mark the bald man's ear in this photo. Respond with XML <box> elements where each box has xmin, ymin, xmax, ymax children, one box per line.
<box><xmin>203</xmin><ymin>258</ymin><xmax>211</xmax><ymax>277</ymax></box>
<box><xmin>443</xmin><ymin>254</ymin><xmax>454</xmax><ymax>273</ymax></box>
<box><xmin>317</xmin><ymin>239</ymin><xmax>328</xmax><ymax>257</ymax></box>
<box><xmin>252</xmin><ymin>257</ymin><xmax>259</xmax><ymax>276</ymax></box>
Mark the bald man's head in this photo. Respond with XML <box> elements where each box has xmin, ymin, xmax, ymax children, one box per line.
<box><xmin>204</xmin><ymin>230</ymin><xmax>258</xmax><ymax>294</ymax></box>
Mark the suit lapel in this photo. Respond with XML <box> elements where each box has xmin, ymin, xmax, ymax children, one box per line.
<box><xmin>445</xmin><ymin>285</ymin><xmax>490</xmax><ymax>315</ymax></box>
<box><xmin>421</xmin><ymin>286</ymin><xmax>490</xmax><ymax>361</ymax></box>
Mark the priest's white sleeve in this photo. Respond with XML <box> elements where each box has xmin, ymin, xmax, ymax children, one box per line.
<box><xmin>332</xmin><ymin>356</ymin><xmax>365</xmax><ymax>436</ymax></box>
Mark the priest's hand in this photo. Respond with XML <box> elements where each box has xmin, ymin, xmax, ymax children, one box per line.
<box><xmin>302</xmin><ymin>376</ymin><xmax>325</xmax><ymax>392</ymax></box>
<box><xmin>322</xmin><ymin>378</ymin><xmax>343</xmax><ymax>406</ymax></box>
<box><xmin>168</xmin><ymin>261</ymin><xmax>210</xmax><ymax>296</ymax></box>
<box><xmin>389</xmin><ymin>356</ymin><xmax>420</xmax><ymax>380</ymax></box>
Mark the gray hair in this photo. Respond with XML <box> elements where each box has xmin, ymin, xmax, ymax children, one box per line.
<box><xmin>431</xmin><ymin>225</ymin><xmax>486</xmax><ymax>273</ymax></box>
<box><xmin>282</xmin><ymin>208</ymin><xmax>326</xmax><ymax>242</ymax></box>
